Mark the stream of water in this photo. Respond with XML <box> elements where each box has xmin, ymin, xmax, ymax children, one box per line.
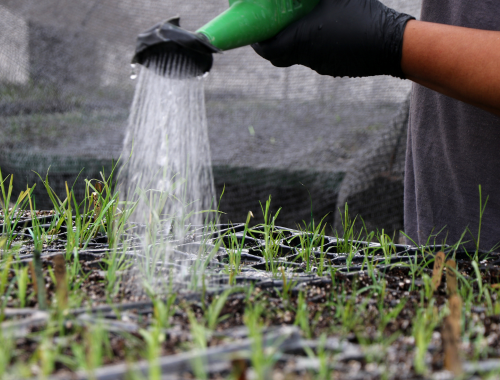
<box><xmin>122</xmin><ymin>60</ymin><xmax>216</xmax><ymax>293</ymax></box>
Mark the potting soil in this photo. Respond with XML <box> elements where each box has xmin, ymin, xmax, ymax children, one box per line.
<box><xmin>0</xmin><ymin>0</ymin><xmax>421</xmax><ymax>236</ymax></box>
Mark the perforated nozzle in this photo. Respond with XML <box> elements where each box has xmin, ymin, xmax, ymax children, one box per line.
<box><xmin>132</xmin><ymin>17</ymin><xmax>220</xmax><ymax>78</ymax></box>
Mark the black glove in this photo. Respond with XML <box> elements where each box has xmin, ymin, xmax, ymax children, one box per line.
<box><xmin>252</xmin><ymin>0</ymin><xmax>415</xmax><ymax>79</ymax></box>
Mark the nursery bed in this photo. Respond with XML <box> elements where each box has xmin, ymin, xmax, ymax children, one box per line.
<box><xmin>1</xmin><ymin>212</ymin><xmax>500</xmax><ymax>379</ymax></box>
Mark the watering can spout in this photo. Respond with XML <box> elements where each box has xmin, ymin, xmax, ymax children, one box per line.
<box><xmin>133</xmin><ymin>0</ymin><xmax>321</xmax><ymax>78</ymax></box>
<box><xmin>132</xmin><ymin>17</ymin><xmax>220</xmax><ymax>78</ymax></box>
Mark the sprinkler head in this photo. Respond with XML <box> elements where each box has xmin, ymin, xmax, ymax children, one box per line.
<box><xmin>132</xmin><ymin>17</ymin><xmax>220</xmax><ymax>78</ymax></box>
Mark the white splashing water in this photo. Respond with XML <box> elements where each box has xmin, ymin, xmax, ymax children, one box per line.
<box><xmin>122</xmin><ymin>60</ymin><xmax>216</xmax><ymax>293</ymax></box>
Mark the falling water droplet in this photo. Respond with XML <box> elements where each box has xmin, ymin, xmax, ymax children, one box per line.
<box><xmin>122</xmin><ymin>59</ymin><xmax>216</xmax><ymax>293</ymax></box>
<box><xmin>130</xmin><ymin>63</ymin><xmax>138</xmax><ymax>80</ymax></box>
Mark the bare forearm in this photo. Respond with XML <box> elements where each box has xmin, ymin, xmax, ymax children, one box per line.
<box><xmin>401</xmin><ymin>20</ymin><xmax>500</xmax><ymax>117</ymax></box>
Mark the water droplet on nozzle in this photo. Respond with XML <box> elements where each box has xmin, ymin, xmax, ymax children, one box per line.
<box><xmin>197</xmin><ymin>72</ymin><xmax>210</xmax><ymax>80</ymax></box>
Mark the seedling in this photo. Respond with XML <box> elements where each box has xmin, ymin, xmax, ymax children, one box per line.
<box><xmin>0</xmin><ymin>255</ymin><xmax>14</xmax><ymax>321</ymax></box>
<box><xmin>471</xmin><ymin>260</ymin><xmax>484</xmax><ymax>299</ymax></box>
<box><xmin>412</xmin><ymin>299</ymin><xmax>444</xmax><ymax>375</ymax></box>
<box><xmin>294</xmin><ymin>215</ymin><xmax>328</xmax><ymax>274</ymax></box>
<box><xmin>295</xmin><ymin>291</ymin><xmax>312</xmax><ymax>338</ymax></box>
<box><xmin>254</xmin><ymin>196</ymin><xmax>284</xmax><ymax>275</ymax></box>
<box><xmin>15</xmin><ymin>265</ymin><xmax>29</xmax><ymax>308</ymax></box>
<box><xmin>0</xmin><ymin>330</ymin><xmax>14</xmax><ymax>377</ymax></box>
<box><xmin>335</xmin><ymin>204</ymin><xmax>369</xmax><ymax>268</ymax></box>
<box><xmin>377</xmin><ymin>229</ymin><xmax>397</xmax><ymax>265</ymax></box>
<box><xmin>187</xmin><ymin>308</ymin><xmax>209</xmax><ymax>380</ymax></box>
<box><xmin>101</xmin><ymin>245</ymin><xmax>132</xmax><ymax>301</ymax></box>
<box><xmin>222</xmin><ymin>211</ymin><xmax>254</xmax><ymax>284</ymax></box>
<box><xmin>244</xmin><ymin>303</ymin><xmax>277</xmax><ymax>380</ymax></box>
<box><xmin>0</xmin><ymin>170</ymin><xmax>33</xmax><ymax>250</ymax></box>
<box><xmin>152</xmin><ymin>292</ymin><xmax>177</xmax><ymax>329</ymax></box>
<box><xmin>139</xmin><ymin>325</ymin><xmax>164</xmax><ymax>380</ymax></box>
<box><xmin>275</xmin><ymin>268</ymin><xmax>297</xmax><ymax>304</ymax></box>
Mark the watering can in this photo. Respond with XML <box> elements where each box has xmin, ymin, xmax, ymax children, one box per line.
<box><xmin>132</xmin><ymin>0</ymin><xmax>321</xmax><ymax>76</ymax></box>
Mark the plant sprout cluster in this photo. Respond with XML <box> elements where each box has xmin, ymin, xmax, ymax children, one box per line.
<box><xmin>1</xmin><ymin>169</ymin><xmax>500</xmax><ymax>379</ymax></box>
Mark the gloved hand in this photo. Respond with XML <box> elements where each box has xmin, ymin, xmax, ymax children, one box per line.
<box><xmin>251</xmin><ymin>0</ymin><xmax>415</xmax><ymax>79</ymax></box>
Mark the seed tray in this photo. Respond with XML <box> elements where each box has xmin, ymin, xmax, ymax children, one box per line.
<box><xmin>3</xmin><ymin>217</ymin><xmax>500</xmax><ymax>378</ymax></box>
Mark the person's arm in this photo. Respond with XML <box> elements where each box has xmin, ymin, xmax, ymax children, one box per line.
<box><xmin>252</xmin><ymin>0</ymin><xmax>500</xmax><ymax>118</ymax></box>
<box><xmin>402</xmin><ymin>20</ymin><xmax>500</xmax><ymax>117</ymax></box>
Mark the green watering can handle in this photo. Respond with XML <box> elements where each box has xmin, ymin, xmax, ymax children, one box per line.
<box><xmin>197</xmin><ymin>0</ymin><xmax>320</xmax><ymax>51</ymax></box>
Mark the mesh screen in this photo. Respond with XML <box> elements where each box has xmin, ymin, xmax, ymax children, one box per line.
<box><xmin>0</xmin><ymin>0</ymin><xmax>421</xmax><ymax>236</ymax></box>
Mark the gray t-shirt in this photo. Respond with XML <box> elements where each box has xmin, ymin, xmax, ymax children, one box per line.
<box><xmin>405</xmin><ymin>0</ymin><xmax>500</xmax><ymax>250</ymax></box>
